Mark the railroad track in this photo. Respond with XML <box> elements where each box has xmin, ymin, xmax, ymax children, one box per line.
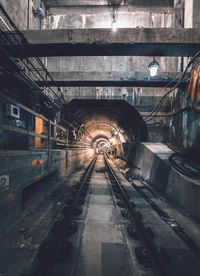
<box><xmin>27</xmin><ymin>155</ymin><xmax>98</xmax><ymax>276</ymax></box>
<box><xmin>104</xmin><ymin>155</ymin><xmax>200</xmax><ymax>276</ymax></box>
<box><xmin>24</xmin><ymin>154</ymin><xmax>200</xmax><ymax>276</ymax></box>
<box><xmin>116</xmin><ymin>160</ymin><xmax>200</xmax><ymax>260</ymax></box>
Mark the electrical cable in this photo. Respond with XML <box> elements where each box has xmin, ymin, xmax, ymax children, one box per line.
<box><xmin>144</xmin><ymin>50</ymin><xmax>200</xmax><ymax>122</ymax></box>
<box><xmin>142</xmin><ymin>72</ymin><xmax>183</xmax><ymax>121</ymax></box>
<box><xmin>145</xmin><ymin>56</ymin><xmax>200</xmax><ymax>122</ymax></box>
<box><xmin>146</xmin><ymin>62</ymin><xmax>200</xmax><ymax>119</ymax></box>
<box><xmin>169</xmin><ymin>152</ymin><xmax>200</xmax><ymax>180</ymax></box>
<box><xmin>0</xmin><ymin>3</ymin><xmax>66</xmax><ymax>108</ymax></box>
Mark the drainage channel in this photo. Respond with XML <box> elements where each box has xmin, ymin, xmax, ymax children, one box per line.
<box><xmin>129</xmin><ymin>179</ymin><xmax>200</xmax><ymax>259</ymax></box>
<box><xmin>118</xmin><ymin>164</ymin><xmax>200</xmax><ymax>260</ymax></box>
<box><xmin>105</xmin><ymin>155</ymin><xmax>200</xmax><ymax>276</ymax></box>
<box><xmin>104</xmin><ymin>155</ymin><xmax>173</xmax><ymax>276</ymax></box>
<box><xmin>113</xmin><ymin>159</ymin><xmax>200</xmax><ymax>260</ymax></box>
<box><xmin>25</xmin><ymin>155</ymin><xmax>98</xmax><ymax>276</ymax></box>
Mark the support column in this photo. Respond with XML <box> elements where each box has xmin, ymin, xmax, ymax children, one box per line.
<box><xmin>185</xmin><ymin>0</ymin><xmax>200</xmax><ymax>28</ymax></box>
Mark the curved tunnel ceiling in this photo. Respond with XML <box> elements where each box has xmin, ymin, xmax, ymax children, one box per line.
<box><xmin>64</xmin><ymin>99</ymin><xmax>148</xmax><ymax>147</ymax></box>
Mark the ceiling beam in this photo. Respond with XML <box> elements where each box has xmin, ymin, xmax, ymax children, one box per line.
<box><xmin>7</xmin><ymin>28</ymin><xmax>200</xmax><ymax>58</ymax></box>
<box><xmin>42</xmin><ymin>0</ymin><xmax>173</xmax><ymax>8</ymax></box>
<box><xmin>36</xmin><ymin>80</ymin><xmax>187</xmax><ymax>87</ymax></box>
<box><xmin>48</xmin><ymin>6</ymin><xmax>173</xmax><ymax>15</ymax></box>
<box><xmin>35</xmin><ymin>71</ymin><xmax>187</xmax><ymax>87</ymax></box>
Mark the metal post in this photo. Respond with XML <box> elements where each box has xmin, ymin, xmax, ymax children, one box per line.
<box><xmin>48</xmin><ymin>120</ymin><xmax>51</xmax><ymax>168</ymax></box>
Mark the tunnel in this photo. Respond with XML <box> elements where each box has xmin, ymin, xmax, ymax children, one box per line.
<box><xmin>1</xmin><ymin>0</ymin><xmax>200</xmax><ymax>275</ymax></box>
<box><xmin>64</xmin><ymin>99</ymin><xmax>148</xmax><ymax>159</ymax></box>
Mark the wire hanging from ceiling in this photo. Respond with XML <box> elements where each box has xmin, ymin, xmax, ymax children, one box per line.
<box><xmin>143</xmin><ymin>49</ymin><xmax>200</xmax><ymax>122</ymax></box>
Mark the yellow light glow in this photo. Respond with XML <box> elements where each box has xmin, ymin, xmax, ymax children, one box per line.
<box><xmin>109</xmin><ymin>137</ymin><xmax>116</xmax><ymax>145</ymax></box>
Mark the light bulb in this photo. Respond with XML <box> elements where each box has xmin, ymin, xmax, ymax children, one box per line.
<box><xmin>149</xmin><ymin>66</ymin><xmax>158</xmax><ymax>77</ymax></box>
<box><xmin>148</xmin><ymin>59</ymin><xmax>159</xmax><ymax>77</ymax></box>
<box><xmin>111</xmin><ymin>19</ymin><xmax>117</xmax><ymax>31</ymax></box>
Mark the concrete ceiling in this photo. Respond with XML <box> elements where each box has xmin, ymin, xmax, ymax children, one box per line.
<box><xmin>42</xmin><ymin>0</ymin><xmax>173</xmax><ymax>8</ymax></box>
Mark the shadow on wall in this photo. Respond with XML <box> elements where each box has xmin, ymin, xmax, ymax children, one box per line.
<box><xmin>111</xmin><ymin>142</ymin><xmax>141</xmax><ymax>167</ymax></box>
<box><xmin>148</xmin><ymin>153</ymin><xmax>171</xmax><ymax>194</ymax></box>
<box><xmin>182</xmin><ymin>110</ymin><xmax>200</xmax><ymax>154</ymax></box>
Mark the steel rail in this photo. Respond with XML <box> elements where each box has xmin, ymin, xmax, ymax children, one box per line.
<box><xmin>129</xmin><ymin>179</ymin><xmax>200</xmax><ymax>259</ymax></box>
<box><xmin>114</xmin><ymin>160</ymin><xmax>200</xmax><ymax>260</ymax></box>
<box><xmin>104</xmin><ymin>155</ymin><xmax>174</xmax><ymax>276</ymax></box>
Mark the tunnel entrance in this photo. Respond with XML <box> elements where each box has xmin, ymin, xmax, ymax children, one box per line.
<box><xmin>63</xmin><ymin>99</ymin><xmax>148</xmax><ymax>161</ymax></box>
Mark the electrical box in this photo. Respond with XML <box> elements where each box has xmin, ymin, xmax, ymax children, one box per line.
<box><xmin>5</xmin><ymin>103</ymin><xmax>20</xmax><ymax>119</ymax></box>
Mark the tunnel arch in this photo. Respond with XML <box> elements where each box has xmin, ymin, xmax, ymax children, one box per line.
<box><xmin>63</xmin><ymin>99</ymin><xmax>148</xmax><ymax>158</ymax></box>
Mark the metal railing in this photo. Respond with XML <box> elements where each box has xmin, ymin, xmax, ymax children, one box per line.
<box><xmin>0</xmin><ymin>92</ymin><xmax>91</xmax><ymax>167</ymax></box>
<box><xmin>0</xmin><ymin>3</ymin><xmax>65</xmax><ymax>108</ymax></box>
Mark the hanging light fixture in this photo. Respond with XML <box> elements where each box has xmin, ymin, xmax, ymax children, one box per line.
<box><xmin>107</xmin><ymin>0</ymin><xmax>122</xmax><ymax>31</ymax></box>
<box><xmin>148</xmin><ymin>59</ymin><xmax>159</xmax><ymax>77</ymax></box>
<box><xmin>111</xmin><ymin>17</ymin><xmax>117</xmax><ymax>31</ymax></box>
<box><xmin>110</xmin><ymin>7</ymin><xmax>118</xmax><ymax>31</ymax></box>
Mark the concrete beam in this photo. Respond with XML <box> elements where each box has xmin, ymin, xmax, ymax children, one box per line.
<box><xmin>36</xmin><ymin>71</ymin><xmax>187</xmax><ymax>87</ymax></box>
<box><xmin>48</xmin><ymin>6</ymin><xmax>173</xmax><ymax>15</ymax></box>
<box><xmin>43</xmin><ymin>0</ymin><xmax>173</xmax><ymax>8</ymax></box>
<box><xmin>9</xmin><ymin>28</ymin><xmax>200</xmax><ymax>57</ymax></box>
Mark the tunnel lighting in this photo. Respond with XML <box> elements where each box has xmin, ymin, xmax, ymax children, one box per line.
<box><xmin>88</xmin><ymin>149</ymin><xmax>94</xmax><ymax>157</ymax></box>
<box><xmin>109</xmin><ymin>137</ymin><xmax>116</xmax><ymax>145</ymax></box>
<box><xmin>111</xmin><ymin>19</ymin><xmax>117</xmax><ymax>31</ymax></box>
<box><xmin>148</xmin><ymin>59</ymin><xmax>159</xmax><ymax>77</ymax></box>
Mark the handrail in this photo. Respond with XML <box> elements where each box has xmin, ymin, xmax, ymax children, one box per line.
<box><xmin>0</xmin><ymin>92</ymin><xmax>66</xmax><ymax>131</ymax></box>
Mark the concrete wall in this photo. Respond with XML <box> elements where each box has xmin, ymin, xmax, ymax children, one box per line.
<box><xmin>132</xmin><ymin>142</ymin><xmax>200</xmax><ymax>219</ymax></box>
<box><xmin>47</xmin><ymin>6</ymin><xmax>175</xmax><ymax>29</ymax></box>
<box><xmin>0</xmin><ymin>0</ymin><xmax>47</xmax><ymax>30</ymax></box>
<box><xmin>47</xmin><ymin>56</ymin><xmax>180</xmax><ymax>74</ymax></box>
<box><xmin>59</xmin><ymin>86</ymin><xmax>165</xmax><ymax>103</ymax></box>
<box><xmin>66</xmin><ymin>148</ymin><xmax>94</xmax><ymax>176</ymax></box>
<box><xmin>172</xmin><ymin>108</ymin><xmax>200</xmax><ymax>153</ymax></box>
<box><xmin>113</xmin><ymin>142</ymin><xmax>137</xmax><ymax>163</ymax></box>
<box><xmin>185</xmin><ymin>0</ymin><xmax>200</xmax><ymax>28</ymax></box>
<box><xmin>0</xmin><ymin>150</ymin><xmax>65</xmax><ymax>238</ymax></box>
<box><xmin>46</xmin><ymin>5</ymin><xmax>181</xmax><ymax>76</ymax></box>
<box><xmin>170</xmin><ymin>86</ymin><xmax>200</xmax><ymax>153</ymax></box>
<box><xmin>45</xmin><ymin>4</ymin><xmax>182</xmax><ymax>145</ymax></box>
<box><xmin>0</xmin><ymin>148</ymin><xmax>93</xmax><ymax>239</ymax></box>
